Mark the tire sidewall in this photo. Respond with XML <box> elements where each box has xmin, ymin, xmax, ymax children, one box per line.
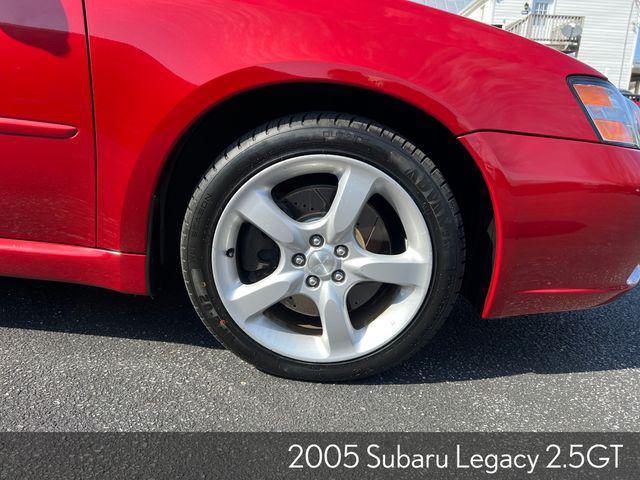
<box><xmin>182</xmin><ymin>120</ymin><xmax>462</xmax><ymax>381</ymax></box>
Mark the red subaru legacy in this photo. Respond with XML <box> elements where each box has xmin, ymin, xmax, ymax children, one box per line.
<box><xmin>2</xmin><ymin>0</ymin><xmax>640</xmax><ymax>381</ymax></box>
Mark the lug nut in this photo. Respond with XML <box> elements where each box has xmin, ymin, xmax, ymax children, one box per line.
<box><xmin>334</xmin><ymin>245</ymin><xmax>348</xmax><ymax>258</ymax></box>
<box><xmin>306</xmin><ymin>276</ymin><xmax>320</xmax><ymax>288</ymax></box>
<box><xmin>292</xmin><ymin>253</ymin><xmax>306</xmax><ymax>267</ymax></box>
<box><xmin>309</xmin><ymin>234</ymin><xmax>324</xmax><ymax>247</ymax></box>
<box><xmin>332</xmin><ymin>270</ymin><xmax>346</xmax><ymax>283</ymax></box>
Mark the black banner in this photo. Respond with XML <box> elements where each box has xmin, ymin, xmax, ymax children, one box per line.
<box><xmin>1</xmin><ymin>433</ymin><xmax>639</xmax><ymax>479</ymax></box>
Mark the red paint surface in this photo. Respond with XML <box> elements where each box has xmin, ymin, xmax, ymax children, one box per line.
<box><xmin>0</xmin><ymin>0</ymin><xmax>638</xmax><ymax>318</ymax></box>
<box><xmin>83</xmin><ymin>0</ymin><xmax>601</xmax><ymax>253</ymax></box>
<box><xmin>0</xmin><ymin>117</ymin><xmax>77</xmax><ymax>139</ymax></box>
<box><xmin>0</xmin><ymin>238</ymin><xmax>146</xmax><ymax>294</ymax></box>
<box><xmin>460</xmin><ymin>132</ymin><xmax>640</xmax><ymax>318</ymax></box>
<box><xmin>0</xmin><ymin>0</ymin><xmax>95</xmax><ymax>246</ymax></box>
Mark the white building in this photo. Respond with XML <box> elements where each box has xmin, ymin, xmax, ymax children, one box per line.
<box><xmin>417</xmin><ymin>0</ymin><xmax>470</xmax><ymax>11</ymax></box>
<box><xmin>460</xmin><ymin>0</ymin><xmax>640</xmax><ymax>88</ymax></box>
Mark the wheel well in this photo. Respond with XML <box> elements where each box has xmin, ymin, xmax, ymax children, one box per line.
<box><xmin>149</xmin><ymin>83</ymin><xmax>495</xmax><ymax>312</ymax></box>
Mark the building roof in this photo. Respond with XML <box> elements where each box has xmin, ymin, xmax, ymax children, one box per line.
<box><xmin>411</xmin><ymin>0</ymin><xmax>472</xmax><ymax>13</ymax></box>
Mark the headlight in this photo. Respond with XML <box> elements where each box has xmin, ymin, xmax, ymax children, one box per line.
<box><xmin>569</xmin><ymin>76</ymin><xmax>640</xmax><ymax>149</ymax></box>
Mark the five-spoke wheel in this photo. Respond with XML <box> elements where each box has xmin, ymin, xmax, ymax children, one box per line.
<box><xmin>211</xmin><ymin>154</ymin><xmax>433</xmax><ymax>362</ymax></box>
<box><xmin>181</xmin><ymin>113</ymin><xmax>464</xmax><ymax>381</ymax></box>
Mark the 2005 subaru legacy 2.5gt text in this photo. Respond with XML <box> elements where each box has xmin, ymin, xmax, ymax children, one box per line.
<box><xmin>2</xmin><ymin>0</ymin><xmax>640</xmax><ymax>381</ymax></box>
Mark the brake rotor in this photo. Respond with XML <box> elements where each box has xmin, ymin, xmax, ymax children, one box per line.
<box><xmin>276</xmin><ymin>184</ymin><xmax>393</xmax><ymax>317</ymax></box>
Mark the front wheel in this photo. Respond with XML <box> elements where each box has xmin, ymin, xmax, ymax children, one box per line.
<box><xmin>181</xmin><ymin>113</ymin><xmax>464</xmax><ymax>381</ymax></box>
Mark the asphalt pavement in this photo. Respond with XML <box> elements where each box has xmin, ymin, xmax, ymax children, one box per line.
<box><xmin>0</xmin><ymin>277</ymin><xmax>638</xmax><ymax>431</ymax></box>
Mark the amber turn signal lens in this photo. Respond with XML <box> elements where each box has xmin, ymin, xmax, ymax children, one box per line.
<box><xmin>570</xmin><ymin>77</ymin><xmax>640</xmax><ymax>148</ymax></box>
<box><xmin>594</xmin><ymin>119</ymin><xmax>634</xmax><ymax>145</ymax></box>
<box><xmin>574</xmin><ymin>84</ymin><xmax>612</xmax><ymax>107</ymax></box>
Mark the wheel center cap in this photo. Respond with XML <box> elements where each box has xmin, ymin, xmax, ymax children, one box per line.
<box><xmin>307</xmin><ymin>250</ymin><xmax>337</xmax><ymax>278</ymax></box>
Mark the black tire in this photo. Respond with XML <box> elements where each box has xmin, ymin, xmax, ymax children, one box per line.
<box><xmin>181</xmin><ymin>113</ymin><xmax>465</xmax><ymax>381</ymax></box>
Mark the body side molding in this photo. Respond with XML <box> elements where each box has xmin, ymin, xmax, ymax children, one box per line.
<box><xmin>0</xmin><ymin>117</ymin><xmax>78</xmax><ymax>139</ymax></box>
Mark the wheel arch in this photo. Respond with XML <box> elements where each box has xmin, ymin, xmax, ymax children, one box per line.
<box><xmin>147</xmin><ymin>81</ymin><xmax>496</xmax><ymax>314</ymax></box>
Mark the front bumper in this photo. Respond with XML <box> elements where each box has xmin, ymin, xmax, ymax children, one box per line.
<box><xmin>460</xmin><ymin>132</ymin><xmax>640</xmax><ymax>318</ymax></box>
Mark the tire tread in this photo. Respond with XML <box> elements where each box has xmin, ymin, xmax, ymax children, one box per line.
<box><xmin>180</xmin><ymin>112</ymin><xmax>465</xmax><ymax>381</ymax></box>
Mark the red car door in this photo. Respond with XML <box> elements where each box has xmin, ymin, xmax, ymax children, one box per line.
<box><xmin>0</xmin><ymin>0</ymin><xmax>95</xmax><ymax>246</ymax></box>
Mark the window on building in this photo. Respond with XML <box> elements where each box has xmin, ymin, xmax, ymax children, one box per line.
<box><xmin>531</xmin><ymin>0</ymin><xmax>553</xmax><ymax>15</ymax></box>
<box><xmin>531</xmin><ymin>0</ymin><xmax>554</xmax><ymax>27</ymax></box>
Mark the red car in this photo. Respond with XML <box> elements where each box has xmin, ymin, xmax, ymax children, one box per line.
<box><xmin>2</xmin><ymin>0</ymin><xmax>640</xmax><ymax>381</ymax></box>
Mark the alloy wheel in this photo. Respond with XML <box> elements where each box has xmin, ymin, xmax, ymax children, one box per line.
<box><xmin>211</xmin><ymin>154</ymin><xmax>433</xmax><ymax>363</ymax></box>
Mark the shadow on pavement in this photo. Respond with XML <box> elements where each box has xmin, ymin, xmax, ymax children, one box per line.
<box><xmin>363</xmin><ymin>288</ymin><xmax>640</xmax><ymax>385</ymax></box>
<box><xmin>0</xmin><ymin>277</ymin><xmax>220</xmax><ymax>349</ymax></box>
<box><xmin>0</xmin><ymin>277</ymin><xmax>638</xmax><ymax>384</ymax></box>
